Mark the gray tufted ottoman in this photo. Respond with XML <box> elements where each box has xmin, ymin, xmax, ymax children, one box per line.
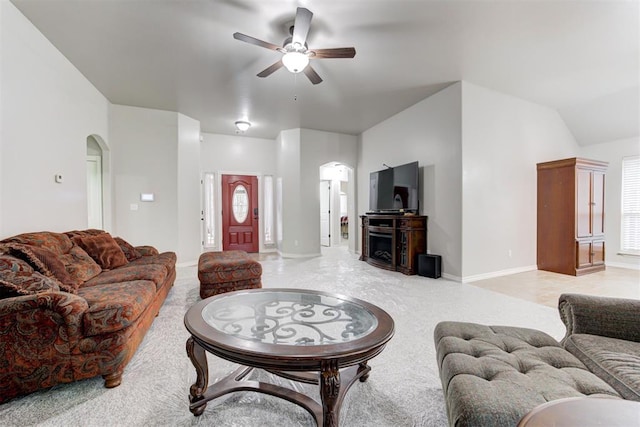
<box><xmin>434</xmin><ymin>321</ymin><xmax>620</xmax><ymax>426</ymax></box>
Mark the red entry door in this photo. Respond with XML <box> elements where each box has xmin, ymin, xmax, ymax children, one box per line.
<box><xmin>222</xmin><ymin>174</ymin><xmax>259</xmax><ymax>253</ymax></box>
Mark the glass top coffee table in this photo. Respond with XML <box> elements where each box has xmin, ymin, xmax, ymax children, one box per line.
<box><xmin>184</xmin><ymin>288</ymin><xmax>395</xmax><ymax>427</ymax></box>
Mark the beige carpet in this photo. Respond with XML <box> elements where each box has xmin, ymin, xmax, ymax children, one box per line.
<box><xmin>0</xmin><ymin>247</ymin><xmax>565</xmax><ymax>426</ymax></box>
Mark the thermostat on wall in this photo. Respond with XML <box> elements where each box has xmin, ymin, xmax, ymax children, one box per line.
<box><xmin>140</xmin><ymin>193</ymin><xmax>155</xmax><ymax>202</ymax></box>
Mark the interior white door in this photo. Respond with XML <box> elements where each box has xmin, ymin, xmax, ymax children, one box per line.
<box><xmin>320</xmin><ymin>180</ymin><xmax>331</xmax><ymax>247</ymax></box>
<box><xmin>86</xmin><ymin>155</ymin><xmax>103</xmax><ymax>229</ymax></box>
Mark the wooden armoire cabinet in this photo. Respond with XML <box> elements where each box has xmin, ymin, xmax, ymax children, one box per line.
<box><xmin>537</xmin><ymin>158</ymin><xmax>607</xmax><ymax>276</ymax></box>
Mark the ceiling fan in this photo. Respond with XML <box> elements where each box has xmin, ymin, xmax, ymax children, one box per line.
<box><xmin>233</xmin><ymin>7</ymin><xmax>356</xmax><ymax>85</ymax></box>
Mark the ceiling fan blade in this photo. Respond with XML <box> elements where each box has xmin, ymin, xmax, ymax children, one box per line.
<box><xmin>233</xmin><ymin>32</ymin><xmax>281</xmax><ymax>51</ymax></box>
<box><xmin>257</xmin><ymin>60</ymin><xmax>284</xmax><ymax>78</ymax></box>
<box><xmin>310</xmin><ymin>47</ymin><xmax>356</xmax><ymax>59</ymax></box>
<box><xmin>303</xmin><ymin>65</ymin><xmax>323</xmax><ymax>85</ymax></box>
<box><xmin>292</xmin><ymin>7</ymin><xmax>313</xmax><ymax>46</ymax></box>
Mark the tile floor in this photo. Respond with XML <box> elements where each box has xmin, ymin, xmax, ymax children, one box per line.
<box><xmin>470</xmin><ymin>266</ymin><xmax>640</xmax><ymax>307</ymax></box>
<box><xmin>254</xmin><ymin>249</ymin><xmax>639</xmax><ymax>308</ymax></box>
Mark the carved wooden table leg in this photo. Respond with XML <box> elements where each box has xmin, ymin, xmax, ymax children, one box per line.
<box><xmin>320</xmin><ymin>359</ymin><xmax>341</xmax><ymax>427</ymax></box>
<box><xmin>186</xmin><ymin>336</ymin><xmax>209</xmax><ymax>416</ymax></box>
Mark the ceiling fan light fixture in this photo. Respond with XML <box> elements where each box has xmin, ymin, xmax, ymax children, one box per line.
<box><xmin>235</xmin><ymin>120</ymin><xmax>251</xmax><ymax>132</ymax></box>
<box><xmin>282</xmin><ymin>51</ymin><xmax>309</xmax><ymax>73</ymax></box>
<box><xmin>233</xmin><ymin>7</ymin><xmax>354</xmax><ymax>84</ymax></box>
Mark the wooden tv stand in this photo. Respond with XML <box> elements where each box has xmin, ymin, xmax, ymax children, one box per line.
<box><xmin>360</xmin><ymin>214</ymin><xmax>427</xmax><ymax>275</ymax></box>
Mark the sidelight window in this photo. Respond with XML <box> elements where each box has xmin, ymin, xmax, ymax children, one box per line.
<box><xmin>203</xmin><ymin>172</ymin><xmax>216</xmax><ymax>248</ymax></box>
<box><xmin>263</xmin><ymin>175</ymin><xmax>274</xmax><ymax>245</ymax></box>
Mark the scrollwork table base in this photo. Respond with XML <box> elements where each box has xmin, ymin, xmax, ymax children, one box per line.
<box><xmin>184</xmin><ymin>289</ymin><xmax>395</xmax><ymax>427</ymax></box>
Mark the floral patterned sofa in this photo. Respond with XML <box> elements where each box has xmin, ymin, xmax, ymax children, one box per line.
<box><xmin>0</xmin><ymin>229</ymin><xmax>176</xmax><ymax>403</ymax></box>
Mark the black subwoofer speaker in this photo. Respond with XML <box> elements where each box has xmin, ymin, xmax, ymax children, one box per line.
<box><xmin>418</xmin><ymin>254</ymin><xmax>442</xmax><ymax>279</ymax></box>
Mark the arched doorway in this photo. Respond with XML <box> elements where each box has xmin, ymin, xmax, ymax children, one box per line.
<box><xmin>86</xmin><ymin>135</ymin><xmax>110</xmax><ymax>230</ymax></box>
<box><xmin>319</xmin><ymin>162</ymin><xmax>354</xmax><ymax>248</ymax></box>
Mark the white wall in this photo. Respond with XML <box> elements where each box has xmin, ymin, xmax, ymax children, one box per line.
<box><xmin>581</xmin><ymin>136</ymin><xmax>640</xmax><ymax>270</ymax></box>
<box><xmin>109</xmin><ymin>105</ymin><xmax>179</xmax><ymax>253</ymax></box>
<box><xmin>177</xmin><ymin>114</ymin><xmax>201</xmax><ymax>263</ymax></box>
<box><xmin>298</xmin><ymin>129</ymin><xmax>358</xmax><ymax>256</ymax></box>
<box><xmin>359</xmin><ymin>83</ymin><xmax>463</xmax><ymax>278</ymax></box>
<box><xmin>274</xmin><ymin>128</ymin><xmax>357</xmax><ymax>257</ymax></box>
<box><xmin>276</xmin><ymin>129</ymin><xmax>303</xmax><ymax>256</ymax></box>
<box><xmin>200</xmin><ymin>133</ymin><xmax>277</xmax><ymax>174</ymax></box>
<box><xmin>0</xmin><ymin>1</ymin><xmax>109</xmax><ymax>238</ymax></box>
<box><xmin>461</xmin><ymin>82</ymin><xmax>581</xmax><ymax>280</ymax></box>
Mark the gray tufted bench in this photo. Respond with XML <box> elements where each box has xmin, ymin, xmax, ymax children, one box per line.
<box><xmin>434</xmin><ymin>321</ymin><xmax>621</xmax><ymax>426</ymax></box>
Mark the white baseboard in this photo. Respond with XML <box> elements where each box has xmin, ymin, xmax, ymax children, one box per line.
<box><xmin>176</xmin><ymin>260</ymin><xmax>197</xmax><ymax>268</ymax></box>
<box><xmin>442</xmin><ymin>272</ymin><xmax>461</xmax><ymax>282</ymax></box>
<box><xmin>462</xmin><ymin>265</ymin><xmax>538</xmax><ymax>283</ymax></box>
<box><xmin>277</xmin><ymin>250</ymin><xmax>322</xmax><ymax>259</ymax></box>
<box><xmin>606</xmin><ymin>261</ymin><xmax>640</xmax><ymax>271</ymax></box>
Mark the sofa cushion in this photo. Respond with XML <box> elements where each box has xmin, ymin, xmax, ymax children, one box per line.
<box><xmin>126</xmin><ymin>252</ymin><xmax>177</xmax><ymax>272</ymax></box>
<box><xmin>1</xmin><ymin>243</ymin><xmax>77</xmax><ymax>293</ymax></box>
<box><xmin>72</xmin><ymin>233</ymin><xmax>128</xmax><ymax>270</ymax></box>
<box><xmin>113</xmin><ymin>237</ymin><xmax>142</xmax><ymax>261</ymax></box>
<box><xmin>77</xmin><ymin>280</ymin><xmax>156</xmax><ymax>336</ymax></box>
<box><xmin>0</xmin><ymin>255</ymin><xmax>60</xmax><ymax>297</ymax></box>
<box><xmin>64</xmin><ymin>229</ymin><xmax>106</xmax><ymax>239</ymax></box>
<box><xmin>434</xmin><ymin>321</ymin><xmax>620</xmax><ymax>427</ymax></box>
<box><xmin>58</xmin><ymin>245</ymin><xmax>102</xmax><ymax>287</ymax></box>
<box><xmin>0</xmin><ymin>274</ymin><xmax>60</xmax><ymax>297</ymax></box>
<box><xmin>135</xmin><ymin>246</ymin><xmax>160</xmax><ymax>257</ymax></box>
<box><xmin>564</xmin><ymin>333</ymin><xmax>640</xmax><ymax>401</ymax></box>
<box><xmin>2</xmin><ymin>231</ymin><xmax>73</xmax><ymax>255</ymax></box>
<box><xmin>1</xmin><ymin>232</ymin><xmax>101</xmax><ymax>291</ymax></box>
<box><xmin>82</xmin><ymin>264</ymin><xmax>168</xmax><ymax>291</ymax></box>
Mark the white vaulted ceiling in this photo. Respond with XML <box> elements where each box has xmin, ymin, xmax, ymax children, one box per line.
<box><xmin>10</xmin><ymin>0</ymin><xmax>640</xmax><ymax>144</ymax></box>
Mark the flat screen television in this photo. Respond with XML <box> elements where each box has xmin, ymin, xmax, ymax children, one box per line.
<box><xmin>369</xmin><ymin>161</ymin><xmax>419</xmax><ymax>213</ymax></box>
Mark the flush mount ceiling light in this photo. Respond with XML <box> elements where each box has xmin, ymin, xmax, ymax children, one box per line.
<box><xmin>235</xmin><ymin>121</ymin><xmax>251</xmax><ymax>132</ymax></box>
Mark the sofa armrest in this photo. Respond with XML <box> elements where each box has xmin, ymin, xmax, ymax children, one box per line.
<box><xmin>0</xmin><ymin>291</ymin><xmax>89</xmax><ymax>339</ymax></box>
<box><xmin>559</xmin><ymin>293</ymin><xmax>640</xmax><ymax>344</ymax></box>
<box><xmin>0</xmin><ymin>292</ymin><xmax>89</xmax><ymax>403</ymax></box>
<box><xmin>135</xmin><ymin>245</ymin><xmax>159</xmax><ymax>256</ymax></box>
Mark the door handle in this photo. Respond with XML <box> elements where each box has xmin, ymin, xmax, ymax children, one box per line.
<box><xmin>253</xmin><ymin>207</ymin><xmax>259</xmax><ymax>220</ymax></box>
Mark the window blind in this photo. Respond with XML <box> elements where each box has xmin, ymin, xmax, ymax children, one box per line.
<box><xmin>621</xmin><ymin>155</ymin><xmax>640</xmax><ymax>254</ymax></box>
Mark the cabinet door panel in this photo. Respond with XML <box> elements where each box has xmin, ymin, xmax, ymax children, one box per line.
<box><xmin>592</xmin><ymin>172</ymin><xmax>605</xmax><ymax>236</ymax></box>
<box><xmin>576</xmin><ymin>169</ymin><xmax>592</xmax><ymax>237</ymax></box>
<box><xmin>397</xmin><ymin>230</ymin><xmax>408</xmax><ymax>268</ymax></box>
<box><xmin>576</xmin><ymin>242</ymin><xmax>592</xmax><ymax>269</ymax></box>
<box><xmin>592</xmin><ymin>241</ymin><xmax>605</xmax><ymax>265</ymax></box>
